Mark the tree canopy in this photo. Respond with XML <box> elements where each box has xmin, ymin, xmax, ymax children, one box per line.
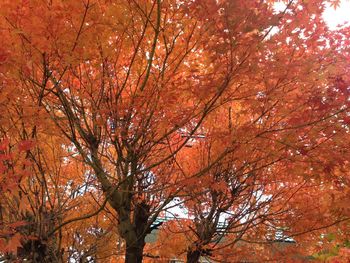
<box><xmin>1</xmin><ymin>0</ymin><xmax>350</xmax><ymax>262</ymax></box>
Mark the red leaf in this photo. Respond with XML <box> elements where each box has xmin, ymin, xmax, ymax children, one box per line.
<box><xmin>18</xmin><ymin>140</ymin><xmax>35</xmax><ymax>151</ymax></box>
<box><xmin>5</xmin><ymin>233</ymin><xmax>22</xmax><ymax>254</ymax></box>
<box><xmin>8</xmin><ymin>221</ymin><xmax>27</xmax><ymax>229</ymax></box>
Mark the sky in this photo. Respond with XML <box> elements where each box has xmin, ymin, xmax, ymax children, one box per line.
<box><xmin>273</xmin><ymin>1</ymin><xmax>350</xmax><ymax>29</ymax></box>
<box><xmin>323</xmin><ymin>0</ymin><xmax>350</xmax><ymax>29</ymax></box>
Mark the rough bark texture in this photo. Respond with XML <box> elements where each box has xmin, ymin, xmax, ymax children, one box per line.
<box><xmin>125</xmin><ymin>241</ymin><xmax>145</xmax><ymax>263</ymax></box>
<box><xmin>114</xmin><ymin>199</ymin><xmax>150</xmax><ymax>263</ymax></box>
<box><xmin>186</xmin><ymin>250</ymin><xmax>201</xmax><ymax>263</ymax></box>
<box><xmin>124</xmin><ymin>202</ymin><xmax>150</xmax><ymax>263</ymax></box>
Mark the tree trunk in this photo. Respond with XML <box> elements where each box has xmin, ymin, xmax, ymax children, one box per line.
<box><xmin>125</xmin><ymin>242</ymin><xmax>145</xmax><ymax>263</ymax></box>
<box><xmin>186</xmin><ymin>250</ymin><xmax>201</xmax><ymax>263</ymax></box>
<box><xmin>117</xmin><ymin>200</ymin><xmax>150</xmax><ymax>263</ymax></box>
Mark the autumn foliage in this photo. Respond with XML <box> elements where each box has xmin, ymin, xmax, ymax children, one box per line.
<box><xmin>1</xmin><ymin>0</ymin><xmax>350</xmax><ymax>262</ymax></box>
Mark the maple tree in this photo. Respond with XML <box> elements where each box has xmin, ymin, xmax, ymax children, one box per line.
<box><xmin>0</xmin><ymin>80</ymin><xmax>120</xmax><ymax>261</ymax></box>
<box><xmin>1</xmin><ymin>0</ymin><xmax>350</xmax><ymax>262</ymax></box>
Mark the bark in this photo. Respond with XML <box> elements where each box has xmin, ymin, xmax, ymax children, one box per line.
<box><xmin>116</xmin><ymin>200</ymin><xmax>150</xmax><ymax>263</ymax></box>
<box><xmin>91</xmin><ymin>149</ymin><xmax>151</xmax><ymax>263</ymax></box>
<box><xmin>186</xmin><ymin>250</ymin><xmax>201</xmax><ymax>263</ymax></box>
<box><xmin>125</xmin><ymin>242</ymin><xmax>145</xmax><ymax>263</ymax></box>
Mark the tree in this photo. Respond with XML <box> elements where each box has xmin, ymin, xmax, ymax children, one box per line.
<box><xmin>0</xmin><ymin>78</ymin><xmax>120</xmax><ymax>262</ymax></box>
<box><xmin>1</xmin><ymin>0</ymin><xmax>350</xmax><ymax>262</ymax></box>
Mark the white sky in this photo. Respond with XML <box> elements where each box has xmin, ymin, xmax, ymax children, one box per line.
<box><xmin>274</xmin><ymin>1</ymin><xmax>350</xmax><ymax>30</ymax></box>
<box><xmin>323</xmin><ymin>0</ymin><xmax>350</xmax><ymax>29</ymax></box>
